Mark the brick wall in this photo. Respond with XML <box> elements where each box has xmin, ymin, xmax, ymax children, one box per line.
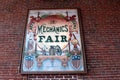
<box><xmin>0</xmin><ymin>0</ymin><xmax>120</xmax><ymax>80</ymax></box>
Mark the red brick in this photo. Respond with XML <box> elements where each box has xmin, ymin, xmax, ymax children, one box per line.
<box><xmin>0</xmin><ymin>0</ymin><xmax>120</xmax><ymax>80</ymax></box>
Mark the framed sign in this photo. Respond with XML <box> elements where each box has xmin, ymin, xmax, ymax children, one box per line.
<box><xmin>21</xmin><ymin>9</ymin><xmax>86</xmax><ymax>74</ymax></box>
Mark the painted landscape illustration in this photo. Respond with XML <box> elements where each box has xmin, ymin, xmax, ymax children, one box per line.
<box><xmin>21</xmin><ymin>9</ymin><xmax>85</xmax><ymax>73</ymax></box>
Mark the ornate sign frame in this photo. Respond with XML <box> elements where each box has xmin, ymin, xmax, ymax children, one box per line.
<box><xmin>21</xmin><ymin>9</ymin><xmax>87</xmax><ymax>74</ymax></box>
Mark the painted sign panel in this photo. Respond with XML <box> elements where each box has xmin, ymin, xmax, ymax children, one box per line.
<box><xmin>21</xmin><ymin>9</ymin><xmax>86</xmax><ymax>74</ymax></box>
